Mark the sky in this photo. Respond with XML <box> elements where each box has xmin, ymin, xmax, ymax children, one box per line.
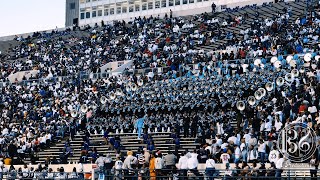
<box><xmin>0</xmin><ymin>0</ymin><xmax>66</xmax><ymax>37</ymax></box>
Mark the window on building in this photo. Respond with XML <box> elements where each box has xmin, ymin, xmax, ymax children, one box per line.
<box><xmin>80</xmin><ymin>0</ymin><xmax>86</xmax><ymax>4</ymax></box>
<box><xmin>161</xmin><ymin>0</ymin><xmax>166</xmax><ymax>7</ymax></box>
<box><xmin>197</xmin><ymin>0</ymin><xmax>202</xmax><ymax>2</ymax></box>
<box><xmin>104</xmin><ymin>9</ymin><xmax>109</xmax><ymax>16</ymax></box>
<box><xmin>189</xmin><ymin>0</ymin><xmax>194</xmax><ymax>3</ymax></box>
<box><xmin>142</xmin><ymin>3</ymin><xmax>147</xmax><ymax>10</ymax></box>
<box><xmin>135</xmin><ymin>4</ymin><xmax>140</xmax><ymax>11</ymax></box>
<box><xmin>70</xmin><ymin>3</ymin><xmax>76</xmax><ymax>9</ymax></box>
<box><xmin>129</xmin><ymin>6</ymin><xmax>134</xmax><ymax>12</ymax></box>
<box><xmin>183</xmin><ymin>0</ymin><xmax>187</xmax><ymax>4</ymax></box>
<box><xmin>155</xmin><ymin>0</ymin><xmax>160</xmax><ymax>8</ymax></box>
<box><xmin>169</xmin><ymin>0</ymin><xmax>174</xmax><ymax>6</ymax></box>
<box><xmin>175</xmin><ymin>0</ymin><xmax>180</xmax><ymax>5</ymax></box>
<box><xmin>92</xmin><ymin>11</ymin><xmax>97</xmax><ymax>17</ymax></box>
<box><xmin>80</xmin><ymin>13</ymin><xmax>85</xmax><ymax>19</ymax></box>
<box><xmin>97</xmin><ymin>10</ymin><xmax>103</xmax><ymax>16</ymax></box>
<box><xmin>122</xmin><ymin>7</ymin><xmax>127</xmax><ymax>13</ymax></box>
<box><xmin>148</xmin><ymin>2</ymin><xmax>153</xmax><ymax>9</ymax></box>
<box><xmin>86</xmin><ymin>0</ymin><xmax>90</xmax><ymax>2</ymax></box>
<box><xmin>110</xmin><ymin>8</ymin><xmax>114</xmax><ymax>15</ymax></box>
<box><xmin>86</xmin><ymin>12</ymin><xmax>90</xmax><ymax>18</ymax></box>
<box><xmin>98</xmin><ymin>10</ymin><xmax>103</xmax><ymax>16</ymax></box>
<box><xmin>117</xmin><ymin>7</ymin><xmax>121</xmax><ymax>14</ymax></box>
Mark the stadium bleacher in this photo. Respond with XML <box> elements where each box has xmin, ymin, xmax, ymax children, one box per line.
<box><xmin>0</xmin><ymin>0</ymin><xmax>319</xmax><ymax>179</ymax></box>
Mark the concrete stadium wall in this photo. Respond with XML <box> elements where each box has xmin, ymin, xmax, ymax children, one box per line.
<box><xmin>8</xmin><ymin>70</ymin><xmax>40</xmax><ymax>83</ymax></box>
<box><xmin>78</xmin><ymin>0</ymin><xmax>294</xmax><ymax>26</ymax></box>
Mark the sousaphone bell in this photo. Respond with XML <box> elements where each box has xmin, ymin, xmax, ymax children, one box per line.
<box><xmin>236</xmin><ymin>101</ymin><xmax>245</xmax><ymax>111</ymax></box>
<box><xmin>276</xmin><ymin>77</ymin><xmax>284</xmax><ymax>86</ymax></box>
<box><xmin>81</xmin><ymin>104</ymin><xmax>88</xmax><ymax>113</ymax></box>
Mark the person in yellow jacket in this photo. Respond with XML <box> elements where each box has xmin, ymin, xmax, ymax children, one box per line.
<box><xmin>4</xmin><ymin>157</ymin><xmax>12</xmax><ymax>165</ymax></box>
<box><xmin>149</xmin><ymin>153</ymin><xmax>156</xmax><ymax>180</ymax></box>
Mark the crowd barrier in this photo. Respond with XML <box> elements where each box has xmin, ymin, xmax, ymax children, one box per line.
<box><xmin>90</xmin><ymin>163</ymin><xmax>316</xmax><ymax>179</ymax></box>
<box><xmin>4</xmin><ymin>162</ymin><xmax>315</xmax><ymax>179</ymax></box>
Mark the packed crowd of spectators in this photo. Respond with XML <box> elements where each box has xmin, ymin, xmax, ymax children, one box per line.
<box><xmin>0</xmin><ymin>162</ymin><xmax>84</xmax><ymax>179</ymax></box>
<box><xmin>0</xmin><ymin>1</ymin><xmax>319</xmax><ymax>82</ymax></box>
<box><xmin>0</xmin><ymin>0</ymin><xmax>319</xmax><ymax>179</ymax></box>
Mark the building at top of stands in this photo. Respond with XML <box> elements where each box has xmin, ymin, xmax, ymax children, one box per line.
<box><xmin>66</xmin><ymin>0</ymin><xmax>281</xmax><ymax>26</ymax></box>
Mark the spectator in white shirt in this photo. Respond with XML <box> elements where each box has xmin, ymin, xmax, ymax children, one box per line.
<box><xmin>177</xmin><ymin>152</ymin><xmax>188</xmax><ymax>178</ymax></box>
<box><xmin>234</xmin><ymin>144</ymin><xmax>241</xmax><ymax>163</ymax></box>
<box><xmin>227</xmin><ymin>133</ymin><xmax>238</xmax><ymax>145</ymax></box>
<box><xmin>243</xmin><ymin>130</ymin><xmax>251</xmax><ymax>144</ymax></box>
<box><xmin>247</xmin><ymin>145</ymin><xmax>258</xmax><ymax>163</ymax></box>
<box><xmin>257</xmin><ymin>139</ymin><xmax>266</xmax><ymax>163</ymax></box>
<box><xmin>275</xmin><ymin>154</ymin><xmax>284</xmax><ymax>179</ymax></box>
<box><xmin>220</xmin><ymin>149</ymin><xmax>230</xmax><ymax>164</ymax></box>
<box><xmin>240</xmin><ymin>139</ymin><xmax>248</xmax><ymax>163</ymax></box>
<box><xmin>269</xmin><ymin>147</ymin><xmax>280</xmax><ymax>163</ymax></box>
<box><xmin>22</xmin><ymin>164</ymin><xmax>29</xmax><ymax>178</ymax></box>
<box><xmin>187</xmin><ymin>150</ymin><xmax>202</xmax><ymax>178</ymax></box>
<box><xmin>205</xmin><ymin>155</ymin><xmax>216</xmax><ymax>180</ymax></box>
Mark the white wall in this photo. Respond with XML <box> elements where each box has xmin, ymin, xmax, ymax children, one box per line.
<box><xmin>8</xmin><ymin>70</ymin><xmax>40</xmax><ymax>83</ymax></box>
<box><xmin>99</xmin><ymin>60</ymin><xmax>133</xmax><ymax>73</ymax></box>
